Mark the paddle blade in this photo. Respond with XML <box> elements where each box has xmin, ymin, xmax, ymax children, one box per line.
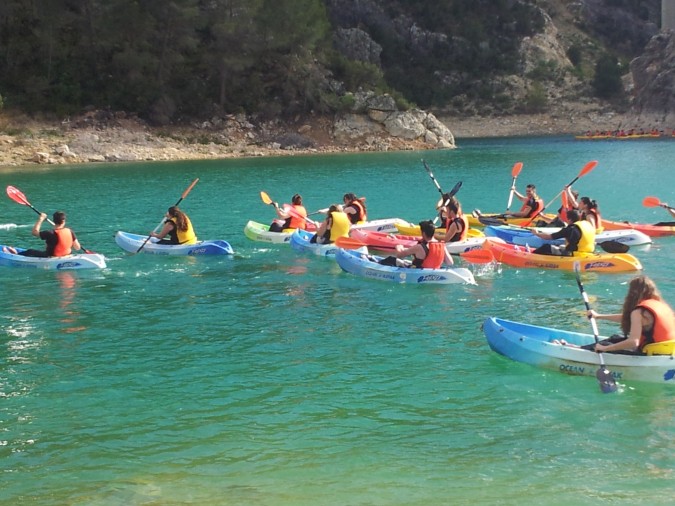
<box><xmin>6</xmin><ymin>185</ymin><xmax>30</xmax><ymax>206</ymax></box>
<box><xmin>260</xmin><ymin>191</ymin><xmax>273</xmax><ymax>205</ymax></box>
<box><xmin>578</xmin><ymin>160</ymin><xmax>598</xmax><ymax>178</ymax></box>
<box><xmin>642</xmin><ymin>196</ymin><xmax>661</xmax><ymax>208</ymax></box>
<box><xmin>335</xmin><ymin>237</ymin><xmax>368</xmax><ymax>250</ymax></box>
<box><xmin>511</xmin><ymin>162</ymin><xmax>523</xmax><ymax>178</ymax></box>
<box><xmin>596</xmin><ymin>367</ymin><xmax>618</xmax><ymax>393</ymax></box>
<box><xmin>460</xmin><ymin>248</ymin><xmax>495</xmax><ymax>264</ymax></box>
<box><xmin>598</xmin><ymin>240</ymin><xmax>629</xmax><ymax>254</ymax></box>
<box><xmin>448</xmin><ymin>181</ymin><xmax>462</xmax><ymax>198</ymax></box>
<box><xmin>561</xmin><ymin>188</ymin><xmax>569</xmax><ymax>210</ymax></box>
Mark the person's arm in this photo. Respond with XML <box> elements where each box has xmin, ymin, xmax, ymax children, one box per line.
<box><xmin>565</xmin><ymin>186</ymin><xmax>579</xmax><ymax>208</ymax></box>
<box><xmin>595</xmin><ymin>308</ymin><xmax>642</xmax><ymax>352</ymax></box>
<box><xmin>71</xmin><ymin>232</ymin><xmax>82</xmax><ymax>251</ymax></box>
<box><xmin>151</xmin><ymin>221</ymin><xmax>174</xmax><ymax>239</ymax></box>
<box><xmin>395</xmin><ymin>243</ymin><xmax>422</xmax><ymax>259</ymax></box>
<box><xmin>533</xmin><ymin>227</ymin><xmax>567</xmax><ymax>241</ymax></box>
<box><xmin>31</xmin><ymin>213</ymin><xmax>47</xmax><ymax>238</ymax></box>
<box><xmin>443</xmin><ymin>247</ymin><xmax>454</xmax><ymax>266</ymax></box>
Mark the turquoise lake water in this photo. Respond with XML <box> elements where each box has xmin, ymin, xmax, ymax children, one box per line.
<box><xmin>1</xmin><ymin>136</ymin><xmax>674</xmax><ymax>505</ymax></box>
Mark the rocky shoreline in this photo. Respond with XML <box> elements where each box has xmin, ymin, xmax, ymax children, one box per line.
<box><xmin>0</xmin><ymin>108</ymin><xmax>633</xmax><ymax>169</ymax></box>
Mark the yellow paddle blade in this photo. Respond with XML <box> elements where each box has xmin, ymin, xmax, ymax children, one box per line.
<box><xmin>260</xmin><ymin>191</ymin><xmax>273</xmax><ymax>205</ymax></box>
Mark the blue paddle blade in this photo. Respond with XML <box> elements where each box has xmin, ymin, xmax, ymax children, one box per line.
<box><xmin>596</xmin><ymin>367</ymin><xmax>618</xmax><ymax>393</ymax></box>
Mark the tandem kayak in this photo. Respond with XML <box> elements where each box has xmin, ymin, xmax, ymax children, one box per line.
<box><xmin>483</xmin><ymin>317</ymin><xmax>675</xmax><ymax>385</ymax></box>
<box><xmin>482</xmin><ymin>238</ymin><xmax>642</xmax><ymax>272</ymax></box>
<box><xmin>335</xmin><ymin>248</ymin><xmax>476</xmax><ymax>285</ymax></box>
<box><xmin>114</xmin><ymin>231</ymin><xmax>234</xmax><ymax>255</ymax></box>
<box><xmin>602</xmin><ymin>219</ymin><xmax>675</xmax><ymax>237</ymax></box>
<box><xmin>0</xmin><ymin>245</ymin><xmax>107</xmax><ymax>270</ymax></box>
<box><xmin>350</xmin><ymin>228</ymin><xmax>486</xmax><ymax>255</ymax></box>
<box><xmin>484</xmin><ymin>225</ymin><xmax>652</xmax><ymax>248</ymax></box>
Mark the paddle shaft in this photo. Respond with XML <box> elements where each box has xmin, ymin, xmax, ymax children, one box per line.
<box><xmin>574</xmin><ymin>266</ymin><xmax>617</xmax><ymax>393</ymax></box>
<box><xmin>506</xmin><ymin>162</ymin><xmax>523</xmax><ymax>211</ymax></box>
<box><xmin>136</xmin><ymin>178</ymin><xmax>199</xmax><ymax>253</ymax></box>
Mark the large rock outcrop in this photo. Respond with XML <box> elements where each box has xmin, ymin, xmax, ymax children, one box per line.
<box><xmin>629</xmin><ymin>30</ymin><xmax>675</xmax><ymax>126</ymax></box>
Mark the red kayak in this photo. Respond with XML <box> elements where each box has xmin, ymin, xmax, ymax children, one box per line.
<box><xmin>602</xmin><ymin>219</ymin><xmax>675</xmax><ymax>237</ymax></box>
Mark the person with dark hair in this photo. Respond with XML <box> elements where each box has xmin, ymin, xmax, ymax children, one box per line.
<box><xmin>531</xmin><ymin>209</ymin><xmax>595</xmax><ymax>256</ymax></box>
<box><xmin>587</xmin><ymin>275</ymin><xmax>675</xmax><ymax>354</ymax></box>
<box><xmin>269</xmin><ymin>193</ymin><xmax>307</xmax><ymax>232</ymax></box>
<box><xmin>310</xmin><ymin>204</ymin><xmax>350</xmax><ymax>244</ymax></box>
<box><xmin>441</xmin><ymin>199</ymin><xmax>469</xmax><ymax>243</ymax></box>
<box><xmin>342</xmin><ymin>193</ymin><xmax>367</xmax><ymax>224</ymax></box>
<box><xmin>504</xmin><ymin>184</ymin><xmax>543</xmax><ymax>218</ymax></box>
<box><xmin>380</xmin><ymin>220</ymin><xmax>453</xmax><ymax>267</ymax></box>
<box><xmin>3</xmin><ymin>211</ymin><xmax>81</xmax><ymax>257</ymax></box>
<box><xmin>150</xmin><ymin>206</ymin><xmax>197</xmax><ymax>245</ymax></box>
<box><xmin>566</xmin><ymin>191</ymin><xmax>602</xmax><ymax>230</ymax></box>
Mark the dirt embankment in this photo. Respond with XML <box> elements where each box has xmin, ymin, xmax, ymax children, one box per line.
<box><xmin>0</xmin><ymin>108</ymin><xmax>632</xmax><ymax>168</ymax></box>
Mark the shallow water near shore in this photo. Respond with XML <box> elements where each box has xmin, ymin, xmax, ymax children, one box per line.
<box><xmin>1</xmin><ymin>136</ymin><xmax>674</xmax><ymax>505</ymax></box>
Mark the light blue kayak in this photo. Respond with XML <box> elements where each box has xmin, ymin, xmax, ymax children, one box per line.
<box><xmin>289</xmin><ymin>229</ymin><xmax>342</xmax><ymax>257</ymax></box>
<box><xmin>483</xmin><ymin>317</ymin><xmax>675</xmax><ymax>385</ymax></box>
<box><xmin>484</xmin><ymin>224</ymin><xmax>652</xmax><ymax>248</ymax></box>
<box><xmin>0</xmin><ymin>245</ymin><xmax>107</xmax><ymax>270</ymax></box>
<box><xmin>335</xmin><ymin>248</ymin><xmax>475</xmax><ymax>285</ymax></box>
<box><xmin>115</xmin><ymin>231</ymin><xmax>234</xmax><ymax>255</ymax></box>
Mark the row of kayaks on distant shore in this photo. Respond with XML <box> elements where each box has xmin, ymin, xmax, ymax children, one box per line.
<box><xmin>575</xmin><ymin>130</ymin><xmax>675</xmax><ymax>140</ymax></box>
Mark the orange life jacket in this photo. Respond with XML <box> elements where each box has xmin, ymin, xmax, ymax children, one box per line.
<box><xmin>419</xmin><ymin>241</ymin><xmax>445</xmax><ymax>269</ymax></box>
<box><xmin>445</xmin><ymin>214</ymin><xmax>469</xmax><ymax>242</ymax></box>
<box><xmin>520</xmin><ymin>197</ymin><xmax>544</xmax><ymax>218</ymax></box>
<box><xmin>346</xmin><ymin>200</ymin><xmax>366</xmax><ymax>224</ymax></box>
<box><xmin>636</xmin><ymin>299</ymin><xmax>675</xmax><ymax>350</ymax></box>
<box><xmin>53</xmin><ymin>228</ymin><xmax>74</xmax><ymax>257</ymax></box>
<box><xmin>288</xmin><ymin>205</ymin><xmax>307</xmax><ymax>229</ymax></box>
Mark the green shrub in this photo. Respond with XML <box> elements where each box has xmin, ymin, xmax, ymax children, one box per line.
<box><xmin>523</xmin><ymin>82</ymin><xmax>548</xmax><ymax>113</ymax></box>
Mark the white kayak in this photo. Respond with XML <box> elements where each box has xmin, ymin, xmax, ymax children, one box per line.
<box><xmin>350</xmin><ymin>218</ymin><xmax>409</xmax><ymax>233</ymax></box>
<box><xmin>115</xmin><ymin>231</ymin><xmax>234</xmax><ymax>255</ymax></box>
<box><xmin>0</xmin><ymin>223</ymin><xmax>18</xmax><ymax>230</ymax></box>
<box><xmin>485</xmin><ymin>225</ymin><xmax>652</xmax><ymax>248</ymax></box>
<box><xmin>335</xmin><ymin>248</ymin><xmax>476</xmax><ymax>285</ymax></box>
<box><xmin>0</xmin><ymin>245</ymin><xmax>106</xmax><ymax>270</ymax></box>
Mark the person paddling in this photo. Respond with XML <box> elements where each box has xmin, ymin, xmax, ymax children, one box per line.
<box><xmin>379</xmin><ymin>220</ymin><xmax>453</xmax><ymax>267</ymax></box>
<box><xmin>342</xmin><ymin>193</ymin><xmax>367</xmax><ymax>224</ymax></box>
<box><xmin>503</xmin><ymin>184</ymin><xmax>543</xmax><ymax>219</ymax></box>
<box><xmin>150</xmin><ymin>206</ymin><xmax>197</xmax><ymax>245</ymax></box>
<box><xmin>531</xmin><ymin>209</ymin><xmax>595</xmax><ymax>256</ymax></box>
<box><xmin>3</xmin><ymin>211</ymin><xmax>82</xmax><ymax>257</ymax></box>
<box><xmin>441</xmin><ymin>199</ymin><xmax>469</xmax><ymax>243</ymax></box>
<box><xmin>310</xmin><ymin>204</ymin><xmax>350</xmax><ymax>244</ymax></box>
<box><xmin>268</xmin><ymin>193</ymin><xmax>307</xmax><ymax>232</ymax></box>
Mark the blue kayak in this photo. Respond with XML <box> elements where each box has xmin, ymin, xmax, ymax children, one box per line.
<box><xmin>115</xmin><ymin>231</ymin><xmax>234</xmax><ymax>255</ymax></box>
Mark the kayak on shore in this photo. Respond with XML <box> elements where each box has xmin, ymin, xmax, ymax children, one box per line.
<box><xmin>483</xmin><ymin>317</ymin><xmax>675</xmax><ymax>385</ymax></box>
<box><xmin>115</xmin><ymin>231</ymin><xmax>234</xmax><ymax>255</ymax></box>
<box><xmin>0</xmin><ymin>245</ymin><xmax>107</xmax><ymax>270</ymax></box>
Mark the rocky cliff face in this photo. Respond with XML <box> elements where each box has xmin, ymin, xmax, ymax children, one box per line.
<box><xmin>629</xmin><ymin>30</ymin><xmax>675</xmax><ymax>126</ymax></box>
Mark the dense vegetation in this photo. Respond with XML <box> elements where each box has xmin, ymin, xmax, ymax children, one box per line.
<box><xmin>0</xmin><ymin>0</ymin><xmax>658</xmax><ymax>124</ymax></box>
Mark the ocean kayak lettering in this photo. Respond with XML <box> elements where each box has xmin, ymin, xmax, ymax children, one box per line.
<box><xmin>364</xmin><ymin>270</ymin><xmax>397</xmax><ymax>281</ymax></box>
<box><xmin>583</xmin><ymin>261</ymin><xmax>614</xmax><ymax>269</ymax></box>
<box><xmin>417</xmin><ymin>274</ymin><xmax>447</xmax><ymax>283</ymax></box>
<box><xmin>559</xmin><ymin>363</ymin><xmax>623</xmax><ymax>380</ymax></box>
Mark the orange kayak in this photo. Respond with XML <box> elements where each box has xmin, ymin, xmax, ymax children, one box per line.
<box><xmin>602</xmin><ymin>219</ymin><xmax>675</xmax><ymax>237</ymax></box>
<box><xmin>483</xmin><ymin>238</ymin><xmax>642</xmax><ymax>273</ymax></box>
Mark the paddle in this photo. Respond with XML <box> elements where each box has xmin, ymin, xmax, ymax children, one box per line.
<box><xmin>643</xmin><ymin>196</ymin><xmax>675</xmax><ymax>224</ymax></box>
<box><xmin>573</xmin><ymin>262</ymin><xmax>617</xmax><ymax>393</ymax></box>
<box><xmin>460</xmin><ymin>248</ymin><xmax>495</xmax><ymax>264</ymax></box>
<box><xmin>260</xmin><ymin>191</ymin><xmax>318</xmax><ymax>227</ymax></box>
<box><xmin>136</xmin><ymin>178</ymin><xmax>199</xmax><ymax>253</ymax></box>
<box><xmin>642</xmin><ymin>196</ymin><xmax>675</xmax><ymax>212</ymax></box>
<box><xmin>6</xmin><ymin>185</ymin><xmax>95</xmax><ymax>254</ymax></box>
<box><xmin>421</xmin><ymin>159</ymin><xmax>462</xmax><ymax>224</ymax></box>
<box><xmin>506</xmin><ymin>162</ymin><xmax>523</xmax><ymax>211</ymax></box>
<box><xmin>522</xmin><ymin>160</ymin><xmax>598</xmax><ymax>227</ymax></box>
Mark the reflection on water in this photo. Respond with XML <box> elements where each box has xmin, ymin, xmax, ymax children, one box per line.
<box><xmin>56</xmin><ymin>271</ymin><xmax>86</xmax><ymax>334</ymax></box>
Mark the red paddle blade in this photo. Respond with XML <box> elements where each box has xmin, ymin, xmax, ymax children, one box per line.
<box><xmin>642</xmin><ymin>196</ymin><xmax>661</xmax><ymax>208</ymax></box>
<box><xmin>561</xmin><ymin>189</ymin><xmax>569</xmax><ymax>209</ymax></box>
<box><xmin>335</xmin><ymin>237</ymin><xmax>368</xmax><ymax>250</ymax></box>
<box><xmin>460</xmin><ymin>248</ymin><xmax>495</xmax><ymax>264</ymax></box>
<box><xmin>6</xmin><ymin>185</ymin><xmax>30</xmax><ymax>206</ymax></box>
<box><xmin>578</xmin><ymin>160</ymin><xmax>598</xmax><ymax>178</ymax></box>
<box><xmin>511</xmin><ymin>162</ymin><xmax>523</xmax><ymax>178</ymax></box>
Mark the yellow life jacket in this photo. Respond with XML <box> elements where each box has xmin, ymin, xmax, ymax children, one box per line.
<box><xmin>171</xmin><ymin>216</ymin><xmax>197</xmax><ymax>244</ymax></box>
<box><xmin>329</xmin><ymin>211</ymin><xmax>350</xmax><ymax>241</ymax></box>
<box><xmin>573</xmin><ymin>219</ymin><xmax>595</xmax><ymax>253</ymax></box>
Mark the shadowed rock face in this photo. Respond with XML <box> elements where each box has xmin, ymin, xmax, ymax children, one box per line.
<box><xmin>629</xmin><ymin>30</ymin><xmax>675</xmax><ymax>125</ymax></box>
